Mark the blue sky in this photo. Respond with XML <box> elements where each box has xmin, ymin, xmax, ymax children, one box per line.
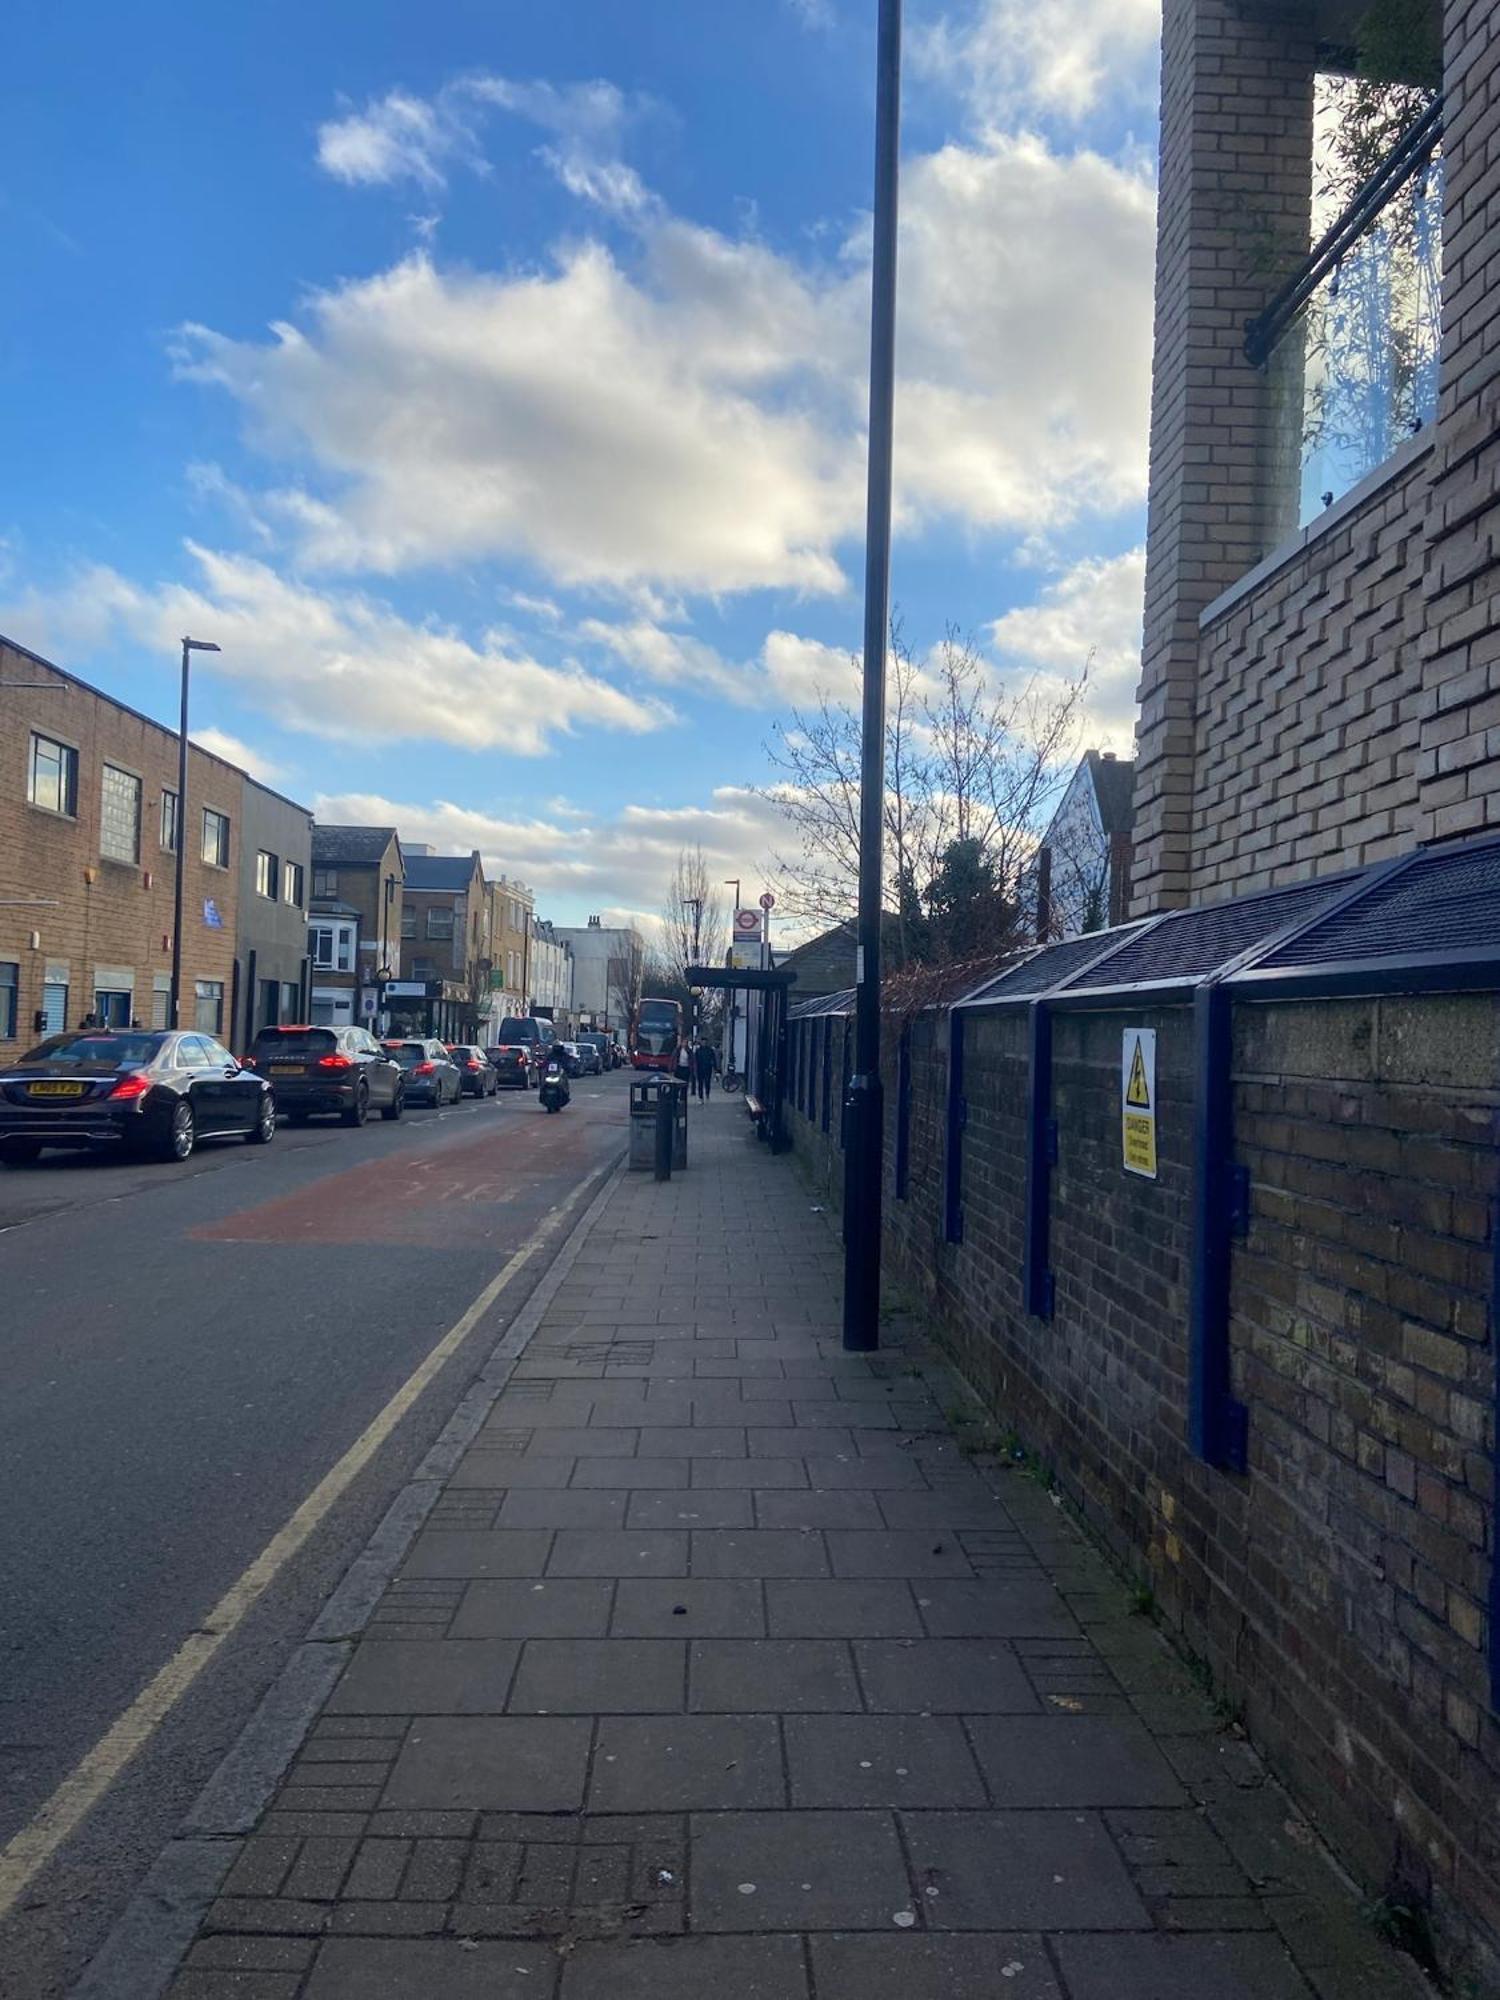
<box><xmin>2</xmin><ymin>0</ymin><xmax>1160</xmax><ymax>928</ymax></box>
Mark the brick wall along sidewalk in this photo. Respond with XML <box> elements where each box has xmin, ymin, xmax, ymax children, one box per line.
<box><xmin>168</xmin><ymin>1097</ymin><xmax>1427</xmax><ymax>2000</ymax></box>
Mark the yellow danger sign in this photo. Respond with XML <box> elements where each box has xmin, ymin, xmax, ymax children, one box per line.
<box><xmin>1122</xmin><ymin>1028</ymin><xmax>1158</xmax><ymax>1179</ymax></box>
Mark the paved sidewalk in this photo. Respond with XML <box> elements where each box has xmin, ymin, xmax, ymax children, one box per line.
<box><xmin>166</xmin><ymin>1096</ymin><xmax>1422</xmax><ymax>2000</ymax></box>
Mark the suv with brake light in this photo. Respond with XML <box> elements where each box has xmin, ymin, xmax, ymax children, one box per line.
<box><xmin>246</xmin><ymin>1025</ymin><xmax>404</xmax><ymax>1126</ymax></box>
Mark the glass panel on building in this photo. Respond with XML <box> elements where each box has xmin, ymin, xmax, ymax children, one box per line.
<box><xmin>194</xmin><ymin>980</ymin><xmax>224</xmax><ymax>1034</ymax></box>
<box><xmin>256</xmin><ymin>850</ymin><xmax>280</xmax><ymax>899</ymax></box>
<box><xmin>28</xmin><ymin>733</ymin><xmax>78</xmax><ymax>816</ymax></box>
<box><xmin>0</xmin><ymin>962</ymin><xmax>17</xmax><ymax>1040</ymax></box>
<box><xmin>284</xmin><ymin>861</ymin><xmax>304</xmax><ymax>907</ymax></box>
<box><xmin>161</xmin><ymin>788</ymin><xmax>180</xmax><ymax>851</ymax></box>
<box><xmin>95</xmin><ymin>987</ymin><xmax>133</xmax><ymax>1029</ymax></box>
<box><xmin>100</xmin><ymin>763</ymin><xmax>142</xmax><ymax>864</ymax></box>
<box><xmin>202</xmin><ymin>808</ymin><xmax>230</xmax><ymax>867</ymax></box>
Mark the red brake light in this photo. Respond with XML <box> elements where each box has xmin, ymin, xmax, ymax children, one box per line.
<box><xmin>242</xmin><ymin>1056</ymin><xmax>257</xmax><ymax>1068</ymax></box>
<box><xmin>317</xmin><ymin>1054</ymin><xmax>354</xmax><ymax>1070</ymax></box>
<box><xmin>467</xmin><ymin>1059</ymin><xmax>482</xmax><ymax>1071</ymax></box>
<box><xmin>108</xmin><ymin>1072</ymin><xmax>152</xmax><ymax>1101</ymax></box>
<box><xmin>414</xmin><ymin>1060</ymin><xmax>435</xmax><ymax>1075</ymax></box>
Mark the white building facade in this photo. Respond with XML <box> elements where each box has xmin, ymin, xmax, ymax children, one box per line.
<box><xmin>552</xmin><ymin>919</ymin><xmax>644</xmax><ymax>1034</ymax></box>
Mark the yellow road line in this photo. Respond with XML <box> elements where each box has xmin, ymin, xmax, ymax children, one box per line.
<box><xmin>0</xmin><ymin>1164</ymin><xmax>604</xmax><ymax>1921</ymax></box>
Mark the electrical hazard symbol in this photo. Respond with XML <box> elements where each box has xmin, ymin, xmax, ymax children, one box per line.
<box><xmin>1121</xmin><ymin>1028</ymin><xmax>1158</xmax><ymax>1180</ymax></box>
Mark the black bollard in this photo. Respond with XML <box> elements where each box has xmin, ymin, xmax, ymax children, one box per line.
<box><xmin>654</xmin><ymin>1082</ymin><xmax>674</xmax><ymax>1181</ymax></box>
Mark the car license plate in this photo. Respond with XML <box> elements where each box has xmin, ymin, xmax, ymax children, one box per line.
<box><xmin>29</xmin><ymin>1080</ymin><xmax>85</xmax><ymax>1098</ymax></box>
<box><xmin>270</xmin><ymin>1062</ymin><xmax>303</xmax><ymax>1074</ymax></box>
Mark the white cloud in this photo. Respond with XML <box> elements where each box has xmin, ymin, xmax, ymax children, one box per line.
<box><xmin>176</xmin><ymin>118</ymin><xmax>1152</xmax><ymax>598</ymax></box>
<box><xmin>192</xmin><ymin>725</ymin><xmax>285</xmax><ymax>786</ymax></box>
<box><xmin>762</xmin><ymin>630</ymin><xmax>860</xmax><ymax>706</ymax></box>
<box><xmin>914</xmin><ymin>0</ymin><xmax>1160</xmax><ymax>125</ymax></box>
<box><xmin>1</xmin><ymin>545</ymin><xmax>672</xmax><ymax>758</ymax></box>
<box><xmin>313</xmin><ymin>783</ymin><xmax>788</xmax><ymax>920</ymax></box>
<box><xmin>317</xmin><ymin>90</ymin><xmax>456</xmax><ymax>190</ymax></box>
<box><xmin>990</xmin><ymin>544</ymin><xmax>1144</xmax><ymax>752</ymax></box>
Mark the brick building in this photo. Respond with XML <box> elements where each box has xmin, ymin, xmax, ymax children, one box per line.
<box><xmin>484</xmin><ymin>875</ymin><xmax>533</xmax><ymax>1037</ymax></box>
<box><xmin>1</xmin><ymin>633</ymin><xmax>309</xmax><ymax>1048</ymax></box>
<box><xmin>308</xmin><ymin>825</ymin><xmax>405</xmax><ymax>1032</ymax></box>
<box><xmin>395</xmin><ymin>849</ymin><xmax>487</xmax><ymax>1041</ymax></box>
<box><xmin>1133</xmin><ymin>0</ymin><xmax>1498</xmax><ymax>912</ymax></box>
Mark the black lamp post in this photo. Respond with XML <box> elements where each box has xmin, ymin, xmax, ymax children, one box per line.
<box><xmin>843</xmin><ymin>0</ymin><xmax>902</xmax><ymax>1352</ymax></box>
<box><xmin>169</xmin><ymin>637</ymin><xmax>221</xmax><ymax>1031</ymax></box>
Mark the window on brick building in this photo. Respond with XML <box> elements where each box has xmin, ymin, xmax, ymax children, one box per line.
<box><xmin>160</xmin><ymin>788</ymin><xmax>180</xmax><ymax>852</ymax></box>
<box><xmin>255</xmin><ymin>850</ymin><xmax>280</xmax><ymax>900</ymax></box>
<box><xmin>310</xmin><ymin>924</ymin><xmax>354</xmax><ymax>972</ymax></box>
<box><xmin>99</xmin><ymin>764</ymin><xmax>141</xmax><ymax>864</ymax></box>
<box><xmin>194</xmin><ymin>980</ymin><xmax>224</xmax><ymax>1035</ymax></box>
<box><xmin>426</xmin><ymin>906</ymin><xmax>454</xmax><ymax>941</ymax></box>
<box><xmin>0</xmin><ymin>962</ymin><xmax>17</xmax><ymax>1040</ymax></box>
<box><xmin>202</xmin><ymin>808</ymin><xmax>230</xmax><ymax>868</ymax></box>
<box><xmin>313</xmin><ymin>868</ymin><xmax>337</xmax><ymax>898</ymax></box>
<box><xmin>401</xmin><ymin>908</ymin><xmax>416</xmax><ymax>940</ymax></box>
<box><xmin>28</xmin><ymin>733</ymin><xmax>78</xmax><ymax>817</ymax></box>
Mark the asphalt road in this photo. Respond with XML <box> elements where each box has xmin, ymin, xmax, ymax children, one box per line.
<box><xmin>0</xmin><ymin>1073</ymin><xmax>628</xmax><ymax>1999</ymax></box>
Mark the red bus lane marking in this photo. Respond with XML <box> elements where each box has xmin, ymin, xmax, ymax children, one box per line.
<box><xmin>191</xmin><ymin>1121</ymin><xmax>599</xmax><ymax>1247</ymax></box>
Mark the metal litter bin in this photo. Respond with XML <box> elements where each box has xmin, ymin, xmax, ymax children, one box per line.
<box><xmin>629</xmin><ymin>1075</ymin><xmax>688</xmax><ymax>1171</ymax></box>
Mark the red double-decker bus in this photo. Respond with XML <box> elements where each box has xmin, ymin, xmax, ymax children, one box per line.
<box><xmin>631</xmin><ymin>996</ymin><xmax>683</xmax><ymax>1072</ymax></box>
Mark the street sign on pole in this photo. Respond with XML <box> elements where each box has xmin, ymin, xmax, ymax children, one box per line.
<box><xmin>733</xmin><ymin>908</ymin><xmax>763</xmax><ymax>945</ymax></box>
<box><xmin>759</xmin><ymin>891</ymin><xmax>775</xmax><ymax>911</ymax></box>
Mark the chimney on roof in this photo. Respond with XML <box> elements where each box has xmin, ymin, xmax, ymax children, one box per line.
<box><xmin>406</xmin><ymin>842</ymin><xmax>434</xmax><ymax>855</ymax></box>
<box><xmin>588</xmin><ymin>915</ymin><xmax>601</xmax><ymax>927</ymax></box>
<box><xmin>1100</xmin><ymin>752</ymin><xmax>1117</xmax><ymax>762</ymax></box>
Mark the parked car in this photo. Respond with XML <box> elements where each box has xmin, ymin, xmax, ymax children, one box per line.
<box><xmin>0</xmin><ymin>1029</ymin><xmax>276</xmax><ymax>1165</ymax></box>
<box><xmin>486</xmin><ymin>1044</ymin><xmax>534</xmax><ymax>1090</ymax></box>
<box><xmin>554</xmin><ymin>1041</ymin><xmax>584</xmax><ymax>1077</ymax></box>
<box><xmin>574</xmin><ymin>1036</ymin><xmax>605</xmax><ymax>1076</ymax></box>
<box><xmin>247</xmin><ymin>1024</ymin><xmax>404</xmax><ymax>1126</ymax></box>
<box><xmin>383</xmin><ymin>1038</ymin><xmax>463</xmax><ymax>1106</ymax></box>
<box><xmin>447</xmin><ymin>1044</ymin><xmax>498</xmax><ymax>1097</ymax></box>
<box><xmin>495</xmin><ymin>1016</ymin><xmax>555</xmax><ymax>1080</ymax></box>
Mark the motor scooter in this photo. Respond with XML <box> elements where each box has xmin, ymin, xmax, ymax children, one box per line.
<box><xmin>539</xmin><ymin>1059</ymin><xmax>571</xmax><ymax>1113</ymax></box>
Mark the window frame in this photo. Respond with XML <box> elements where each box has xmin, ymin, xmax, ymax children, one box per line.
<box><xmin>312</xmin><ymin>867</ymin><xmax>337</xmax><ymax>899</ymax></box>
<box><xmin>426</xmin><ymin>905</ymin><xmax>455</xmax><ymax>941</ymax></box>
<box><xmin>309</xmin><ymin>921</ymin><xmax>355</xmax><ymax>973</ymax></box>
<box><xmin>160</xmin><ymin>787</ymin><xmax>180</xmax><ymax>853</ymax></box>
<box><xmin>201</xmin><ymin>807</ymin><xmax>231</xmax><ymax>869</ymax></box>
<box><xmin>0</xmin><ymin>961</ymin><xmax>17</xmax><ymax>1041</ymax></box>
<box><xmin>255</xmin><ymin>849</ymin><xmax>281</xmax><ymax>901</ymax></box>
<box><xmin>193</xmin><ymin>980</ymin><xmax>225</xmax><ymax>1036</ymax></box>
<box><xmin>283</xmin><ymin>860</ymin><xmax>305</xmax><ymax>908</ymax></box>
<box><xmin>27</xmin><ymin>731</ymin><xmax>79</xmax><ymax>818</ymax></box>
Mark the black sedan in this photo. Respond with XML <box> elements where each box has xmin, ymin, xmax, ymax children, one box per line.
<box><xmin>446</xmin><ymin>1045</ymin><xmax>499</xmax><ymax>1098</ymax></box>
<box><xmin>0</xmin><ymin>1029</ymin><xmax>276</xmax><ymax>1166</ymax></box>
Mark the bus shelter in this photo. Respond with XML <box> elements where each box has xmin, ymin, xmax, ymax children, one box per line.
<box><xmin>686</xmin><ymin>963</ymin><xmax>797</xmax><ymax>1152</ymax></box>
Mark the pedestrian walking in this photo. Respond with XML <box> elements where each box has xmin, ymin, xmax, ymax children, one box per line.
<box><xmin>675</xmin><ymin>1038</ymin><xmax>693</xmax><ymax>1096</ymax></box>
<box><xmin>694</xmin><ymin>1038</ymin><xmax>715</xmax><ymax>1102</ymax></box>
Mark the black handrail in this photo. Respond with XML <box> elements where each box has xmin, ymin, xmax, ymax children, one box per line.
<box><xmin>1244</xmin><ymin>94</ymin><xmax>1443</xmax><ymax>368</ymax></box>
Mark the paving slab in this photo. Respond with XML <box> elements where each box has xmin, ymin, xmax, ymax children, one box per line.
<box><xmin>767</xmin><ymin>1580</ymin><xmax>922</xmax><ymax>1638</ymax></box>
<box><xmin>449</xmin><ymin>1579</ymin><xmax>613</xmax><ymax>1639</ymax></box>
<box><xmin>752</xmin><ymin>1488</ymin><xmax>885</xmax><ymax>1530</ymax></box>
<box><xmin>591</xmin><ymin>1715</ymin><xmax>785</xmax><ymax>1810</ymax></box>
<box><xmin>495</xmin><ymin>1489</ymin><xmax>627</xmax><ymax>1529</ymax></box>
<box><xmin>785</xmin><ymin>1714</ymin><xmax>987</xmax><ymax>1807</ymax></box>
<box><xmin>691</xmin><ymin>1530</ymin><xmax>830</xmax><ymax>1578</ymax></box>
<box><xmin>546</xmin><ymin>1530</ymin><xmax>688</xmax><ymax>1576</ymax></box>
<box><xmin>325</xmin><ymin>1641</ymin><xmax>519</xmax><ymax>1715</ymax></box>
<box><xmin>561</xmin><ymin>1934</ymin><xmax>809</xmax><ymax>1999</ymax></box>
<box><xmin>401</xmin><ymin>1531</ymin><xmax>553</xmax><ymax>1579</ymax></box>
<box><xmin>914</xmin><ymin>1580</ymin><xmax>1079</xmax><ymax>1638</ymax></box>
<box><xmin>570</xmin><ymin>1456</ymin><xmax>688</xmax><ymax>1488</ymax></box>
<box><xmin>382</xmin><ymin>1716</ymin><xmax>591</xmax><ymax>1812</ymax></box>
<box><xmin>810</xmin><ymin>1933</ymin><xmax>1063</xmax><ymax>1999</ymax></box>
<box><xmin>902</xmin><ymin>1810</ymin><xmax>1150</xmax><ymax>1929</ymax></box>
<box><xmin>305</xmin><ymin>1938</ymin><xmax>556</xmax><ymax>1997</ymax></box>
<box><xmin>612</xmin><ymin>1579</ymin><xmax>766</xmax><ymax>1638</ymax></box>
<box><xmin>690</xmin><ymin>1639</ymin><xmax>860</xmax><ymax>1713</ymax></box>
<box><xmin>967</xmin><ymin>1713</ymin><xmax>1186</xmax><ymax>1807</ymax></box>
<box><xmin>690</xmin><ymin>1810</ymin><xmax>912</xmax><ymax>1931</ymax></box>
<box><xmin>854</xmin><ymin>1638</ymin><xmax>1040</xmax><ymax>1713</ymax></box>
<box><xmin>626</xmin><ymin>1489</ymin><xmax>754</xmax><ymax>1529</ymax></box>
<box><xmin>509</xmin><ymin>1638</ymin><xmax>685</xmax><ymax>1713</ymax></box>
<box><xmin>1051</xmin><ymin>1932</ymin><xmax>1315</xmax><ymax>1998</ymax></box>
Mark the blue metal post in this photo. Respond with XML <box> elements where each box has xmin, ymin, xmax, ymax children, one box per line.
<box><xmin>944</xmin><ymin>1009</ymin><xmax>966</xmax><ymax>1244</ymax></box>
<box><xmin>1189</xmin><ymin>983</ymin><xmax>1249</xmax><ymax>1469</ymax></box>
<box><xmin>1022</xmin><ymin>1001</ymin><xmax>1055</xmax><ymax>1318</ymax></box>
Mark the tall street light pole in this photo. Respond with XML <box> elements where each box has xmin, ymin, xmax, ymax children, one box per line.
<box><xmin>682</xmin><ymin>895</ymin><xmax>702</xmax><ymax>1035</ymax></box>
<box><xmin>724</xmin><ymin>878</ymin><xmax>741</xmax><ymax>1072</ymax></box>
<box><xmin>170</xmin><ymin>637</ymin><xmax>221</xmax><ymax>1031</ymax></box>
<box><xmin>843</xmin><ymin>0</ymin><xmax>902</xmax><ymax>1352</ymax></box>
